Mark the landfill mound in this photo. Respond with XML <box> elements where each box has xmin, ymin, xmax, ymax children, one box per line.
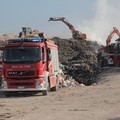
<box><xmin>52</xmin><ymin>37</ymin><xmax>99</xmax><ymax>85</ymax></box>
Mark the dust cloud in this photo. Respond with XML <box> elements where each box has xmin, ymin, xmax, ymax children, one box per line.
<box><xmin>78</xmin><ymin>0</ymin><xmax>120</xmax><ymax>45</ymax></box>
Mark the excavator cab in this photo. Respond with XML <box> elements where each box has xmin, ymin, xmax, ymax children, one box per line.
<box><xmin>72</xmin><ymin>31</ymin><xmax>79</xmax><ymax>39</ymax></box>
<box><xmin>19</xmin><ymin>27</ymin><xmax>32</xmax><ymax>38</ymax></box>
<box><xmin>22</xmin><ymin>27</ymin><xmax>32</xmax><ymax>36</ymax></box>
<box><xmin>72</xmin><ymin>31</ymin><xmax>86</xmax><ymax>39</ymax></box>
<box><xmin>49</xmin><ymin>17</ymin><xmax>54</xmax><ymax>21</ymax></box>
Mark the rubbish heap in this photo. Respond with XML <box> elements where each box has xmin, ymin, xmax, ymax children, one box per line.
<box><xmin>52</xmin><ymin>37</ymin><xmax>99</xmax><ymax>85</ymax></box>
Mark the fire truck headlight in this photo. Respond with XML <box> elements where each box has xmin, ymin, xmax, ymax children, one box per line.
<box><xmin>36</xmin><ymin>80</ymin><xmax>40</xmax><ymax>88</ymax></box>
<box><xmin>2</xmin><ymin>79</ymin><xmax>8</xmax><ymax>89</ymax></box>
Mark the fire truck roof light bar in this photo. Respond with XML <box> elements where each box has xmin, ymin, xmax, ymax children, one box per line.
<box><xmin>8</xmin><ymin>38</ymin><xmax>42</xmax><ymax>43</ymax></box>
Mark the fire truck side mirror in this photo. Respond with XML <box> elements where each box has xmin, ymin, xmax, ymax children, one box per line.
<box><xmin>42</xmin><ymin>47</ymin><xmax>46</xmax><ymax>62</ymax></box>
<box><xmin>0</xmin><ymin>53</ymin><xmax>3</xmax><ymax>61</ymax></box>
<box><xmin>42</xmin><ymin>54</ymin><xmax>45</xmax><ymax>62</ymax></box>
<box><xmin>48</xmin><ymin>54</ymin><xmax>52</xmax><ymax>61</ymax></box>
<box><xmin>47</xmin><ymin>48</ymin><xmax>51</xmax><ymax>54</ymax></box>
<box><xmin>47</xmin><ymin>48</ymin><xmax>52</xmax><ymax>61</ymax></box>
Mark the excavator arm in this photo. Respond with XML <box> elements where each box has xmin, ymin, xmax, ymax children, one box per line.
<box><xmin>49</xmin><ymin>17</ymin><xmax>86</xmax><ymax>40</ymax></box>
<box><xmin>106</xmin><ymin>27</ymin><xmax>120</xmax><ymax>46</ymax></box>
<box><xmin>49</xmin><ymin>17</ymin><xmax>75</xmax><ymax>31</ymax></box>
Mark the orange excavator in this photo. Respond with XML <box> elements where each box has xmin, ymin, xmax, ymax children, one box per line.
<box><xmin>49</xmin><ymin>17</ymin><xmax>87</xmax><ymax>40</ymax></box>
<box><xmin>106</xmin><ymin>27</ymin><xmax>120</xmax><ymax>46</ymax></box>
<box><xmin>98</xmin><ymin>27</ymin><xmax>120</xmax><ymax>67</ymax></box>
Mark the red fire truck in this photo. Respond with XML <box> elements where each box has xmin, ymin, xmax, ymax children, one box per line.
<box><xmin>1</xmin><ymin>28</ymin><xmax>61</xmax><ymax>96</ymax></box>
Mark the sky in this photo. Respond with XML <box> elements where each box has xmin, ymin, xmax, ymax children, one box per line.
<box><xmin>0</xmin><ymin>0</ymin><xmax>120</xmax><ymax>45</ymax></box>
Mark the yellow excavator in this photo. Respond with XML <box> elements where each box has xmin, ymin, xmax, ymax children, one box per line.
<box><xmin>19</xmin><ymin>27</ymin><xmax>44</xmax><ymax>38</ymax></box>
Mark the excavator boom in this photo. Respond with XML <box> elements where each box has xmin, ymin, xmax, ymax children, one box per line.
<box><xmin>49</xmin><ymin>17</ymin><xmax>87</xmax><ymax>40</ymax></box>
<box><xmin>49</xmin><ymin>17</ymin><xmax>75</xmax><ymax>31</ymax></box>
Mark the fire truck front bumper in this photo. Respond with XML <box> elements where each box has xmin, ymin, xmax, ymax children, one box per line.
<box><xmin>0</xmin><ymin>77</ymin><xmax>48</xmax><ymax>92</ymax></box>
<box><xmin>0</xmin><ymin>87</ymin><xmax>46</xmax><ymax>92</ymax></box>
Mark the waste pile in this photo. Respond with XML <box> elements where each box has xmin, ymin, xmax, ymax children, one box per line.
<box><xmin>52</xmin><ymin>37</ymin><xmax>99</xmax><ymax>85</ymax></box>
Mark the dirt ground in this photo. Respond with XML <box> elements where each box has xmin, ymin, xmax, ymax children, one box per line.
<box><xmin>0</xmin><ymin>67</ymin><xmax>120</xmax><ymax>120</ymax></box>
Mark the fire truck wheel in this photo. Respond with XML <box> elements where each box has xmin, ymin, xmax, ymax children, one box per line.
<box><xmin>4</xmin><ymin>92</ymin><xmax>11</xmax><ymax>97</ymax></box>
<box><xmin>42</xmin><ymin>90</ymin><xmax>47</xmax><ymax>96</ymax></box>
<box><xmin>47</xmin><ymin>81</ymin><xmax>50</xmax><ymax>92</ymax></box>
<box><xmin>0</xmin><ymin>77</ymin><xmax>1</xmax><ymax>87</ymax></box>
<box><xmin>51</xmin><ymin>78</ymin><xmax>58</xmax><ymax>91</ymax></box>
<box><xmin>42</xmin><ymin>81</ymin><xmax>50</xmax><ymax>96</ymax></box>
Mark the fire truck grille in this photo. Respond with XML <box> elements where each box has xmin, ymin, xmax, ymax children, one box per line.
<box><xmin>8</xmin><ymin>71</ymin><xmax>35</xmax><ymax>76</ymax></box>
<box><xmin>10</xmin><ymin>78</ymin><xmax>32</xmax><ymax>80</ymax></box>
<box><xmin>9</xmin><ymin>82</ymin><xmax>34</xmax><ymax>86</ymax></box>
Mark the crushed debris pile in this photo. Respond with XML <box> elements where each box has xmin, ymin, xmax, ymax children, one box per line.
<box><xmin>52</xmin><ymin>37</ymin><xmax>99</xmax><ymax>85</ymax></box>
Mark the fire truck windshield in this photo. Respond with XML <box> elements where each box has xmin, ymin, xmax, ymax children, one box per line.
<box><xmin>3</xmin><ymin>46</ymin><xmax>40</xmax><ymax>63</ymax></box>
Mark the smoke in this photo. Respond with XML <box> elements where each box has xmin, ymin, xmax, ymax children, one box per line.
<box><xmin>78</xmin><ymin>0</ymin><xmax>120</xmax><ymax>45</ymax></box>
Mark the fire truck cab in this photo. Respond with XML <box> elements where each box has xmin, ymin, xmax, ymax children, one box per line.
<box><xmin>1</xmin><ymin>37</ymin><xmax>61</xmax><ymax>96</ymax></box>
